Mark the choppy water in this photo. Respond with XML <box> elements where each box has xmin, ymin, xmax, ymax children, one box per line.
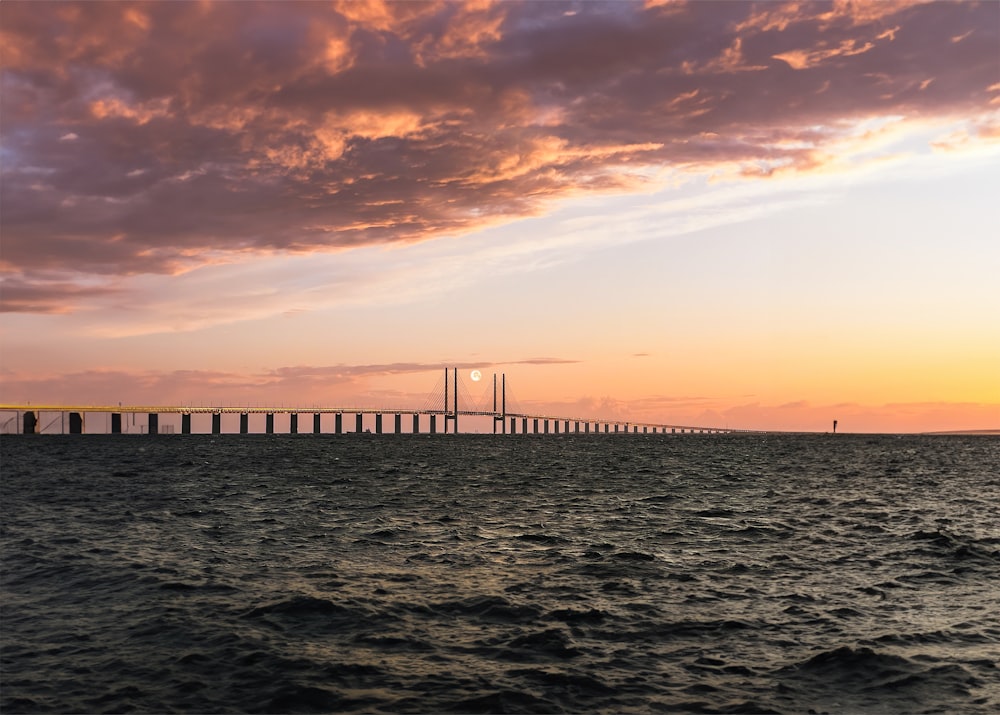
<box><xmin>2</xmin><ymin>434</ymin><xmax>998</xmax><ymax>714</ymax></box>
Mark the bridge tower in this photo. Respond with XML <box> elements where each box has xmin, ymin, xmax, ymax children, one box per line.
<box><xmin>444</xmin><ymin>367</ymin><xmax>459</xmax><ymax>434</ymax></box>
<box><xmin>492</xmin><ymin>373</ymin><xmax>506</xmax><ymax>434</ymax></box>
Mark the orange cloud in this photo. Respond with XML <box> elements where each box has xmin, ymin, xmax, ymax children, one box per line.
<box><xmin>773</xmin><ymin>38</ymin><xmax>876</xmax><ymax>70</ymax></box>
<box><xmin>2</xmin><ymin>0</ymin><xmax>997</xmax><ymax>313</ymax></box>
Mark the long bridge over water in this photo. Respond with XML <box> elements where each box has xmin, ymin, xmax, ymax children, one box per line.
<box><xmin>1</xmin><ymin>369</ymin><xmax>737</xmax><ymax>436</ymax></box>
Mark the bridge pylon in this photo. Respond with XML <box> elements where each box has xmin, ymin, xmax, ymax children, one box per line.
<box><xmin>443</xmin><ymin>367</ymin><xmax>458</xmax><ymax>434</ymax></box>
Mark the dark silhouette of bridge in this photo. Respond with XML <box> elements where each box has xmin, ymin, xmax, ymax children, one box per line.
<box><xmin>1</xmin><ymin>368</ymin><xmax>737</xmax><ymax>435</ymax></box>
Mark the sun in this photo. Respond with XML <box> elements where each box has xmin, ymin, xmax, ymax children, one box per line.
<box><xmin>470</xmin><ymin>369</ymin><xmax>482</xmax><ymax>382</ymax></box>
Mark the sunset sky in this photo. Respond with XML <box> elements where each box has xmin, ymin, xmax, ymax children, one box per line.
<box><xmin>2</xmin><ymin>0</ymin><xmax>998</xmax><ymax>433</ymax></box>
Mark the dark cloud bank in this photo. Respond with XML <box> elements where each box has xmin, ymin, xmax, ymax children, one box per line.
<box><xmin>1</xmin><ymin>0</ymin><xmax>996</xmax><ymax>311</ymax></box>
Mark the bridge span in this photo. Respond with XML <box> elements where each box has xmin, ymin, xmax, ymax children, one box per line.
<box><xmin>1</xmin><ymin>369</ymin><xmax>737</xmax><ymax>436</ymax></box>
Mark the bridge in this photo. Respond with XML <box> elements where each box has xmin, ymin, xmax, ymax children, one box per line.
<box><xmin>1</xmin><ymin>369</ymin><xmax>735</xmax><ymax>436</ymax></box>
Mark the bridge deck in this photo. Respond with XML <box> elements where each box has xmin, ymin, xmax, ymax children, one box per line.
<box><xmin>1</xmin><ymin>404</ymin><xmax>733</xmax><ymax>433</ymax></box>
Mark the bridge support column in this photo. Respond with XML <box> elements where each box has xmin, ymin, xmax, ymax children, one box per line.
<box><xmin>148</xmin><ymin>413</ymin><xmax>159</xmax><ymax>435</ymax></box>
<box><xmin>213</xmin><ymin>413</ymin><xmax>221</xmax><ymax>434</ymax></box>
<box><xmin>356</xmin><ymin>413</ymin><xmax>363</xmax><ymax>433</ymax></box>
<box><xmin>240</xmin><ymin>413</ymin><xmax>249</xmax><ymax>434</ymax></box>
<box><xmin>413</xmin><ymin>414</ymin><xmax>420</xmax><ymax>434</ymax></box>
<box><xmin>69</xmin><ymin>412</ymin><xmax>83</xmax><ymax>434</ymax></box>
<box><xmin>290</xmin><ymin>413</ymin><xmax>298</xmax><ymax>434</ymax></box>
<box><xmin>266</xmin><ymin>413</ymin><xmax>274</xmax><ymax>434</ymax></box>
<box><xmin>522</xmin><ymin>418</ymin><xmax>528</xmax><ymax>434</ymax></box>
<box><xmin>614</xmin><ymin>424</ymin><xmax>619</xmax><ymax>433</ymax></box>
<box><xmin>182</xmin><ymin>413</ymin><xmax>192</xmax><ymax>434</ymax></box>
<box><xmin>430</xmin><ymin>415</ymin><xmax>437</xmax><ymax>434</ymax></box>
<box><xmin>317</xmin><ymin>413</ymin><xmax>324</xmax><ymax>434</ymax></box>
<box><xmin>395</xmin><ymin>414</ymin><xmax>401</xmax><ymax>434</ymax></box>
<box><xmin>110</xmin><ymin>413</ymin><xmax>121</xmax><ymax>434</ymax></box>
<box><xmin>533</xmin><ymin>419</ymin><xmax>539</xmax><ymax>434</ymax></box>
<box><xmin>334</xmin><ymin>413</ymin><xmax>341</xmax><ymax>434</ymax></box>
<box><xmin>375</xmin><ymin>414</ymin><xmax>383</xmax><ymax>434</ymax></box>
<box><xmin>553</xmin><ymin>421</ymin><xmax>558</xmax><ymax>434</ymax></box>
<box><xmin>510</xmin><ymin>417</ymin><xmax>516</xmax><ymax>434</ymax></box>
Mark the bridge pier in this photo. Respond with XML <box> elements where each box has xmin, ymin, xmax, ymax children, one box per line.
<box><xmin>356</xmin><ymin>413</ymin><xmax>363</xmax><ymax>433</ymax></box>
<box><xmin>395</xmin><ymin>414</ymin><xmax>402</xmax><ymax>434</ymax></box>
<box><xmin>510</xmin><ymin>417</ymin><xmax>516</xmax><ymax>434</ymax></box>
<box><xmin>413</xmin><ymin>414</ymin><xmax>420</xmax><ymax>434</ymax></box>
<box><xmin>430</xmin><ymin>415</ymin><xmax>437</xmax><ymax>434</ymax></box>
<box><xmin>266</xmin><ymin>413</ymin><xmax>274</xmax><ymax>434</ymax></box>
<box><xmin>182</xmin><ymin>413</ymin><xmax>191</xmax><ymax>434</ymax></box>
<box><xmin>317</xmin><ymin>413</ymin><xmax>324</xmax><ymax>434</ymax></box>
<box><xmin>68</xmin><ymin>412</ymin><xmax>83</xmax><ymax>434</ymax></box>
<box><xmin>148</xmin><ymin>413</ymin><xmax>159</xmax><ymax>435</ymax></box>
<box><xmin>240</xmin><ymin>413</ymin><xmax>249</xmax><ymax>434</ymax></box>
<box><xmin>375</xmin><ymin>414</ymin><xmax>383</xmax><ymax>434</ymax></box>
<box><xmin>553</xmin><ymin>420</ymin><xmax>558</xmax><ymax>434</ymax></box>
<box><xmin>290</xmin><ymin>413</ymin><xmax>298</xmax><ymax>434</ymax></box>
<box><xmin>22</xmin><ymin>411</ymin><xmax>38</xmax><ymax>434</ymax></box>
<box><xmin>110</xmin><ymin>413</ymin><xmax>121</xmax><ymax>434</ymax></box>
<box><xmin>333</xmin><ymin>413</ymin><xmax>341</xmax><ymax>434</ymax></box>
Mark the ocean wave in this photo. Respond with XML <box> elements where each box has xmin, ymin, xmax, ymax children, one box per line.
<box><xmin>3</xmin><ymin>434</ymin><xmax>998</xmax><ymax>714</ymax></box>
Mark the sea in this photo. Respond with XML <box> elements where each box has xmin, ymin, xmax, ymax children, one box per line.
<box><xmin>1</xmin><ymin>434</ymin><xmax>998</xmax><ymax>714</ymax></box>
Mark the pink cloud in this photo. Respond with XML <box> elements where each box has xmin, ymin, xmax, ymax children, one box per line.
<box><xmin>2</xmin><ymin>0</ymin><xmax>996</xmax><ymax>312</ymax></box>
<box><xmin>3</xmin><ymin>365</ymin><xmax>997</xmax><ymax>434</ymax></box>
<box><xmin>0</xmin><ymin>358</ymin><xmax>580</xmax><ymax>407</ymax></box>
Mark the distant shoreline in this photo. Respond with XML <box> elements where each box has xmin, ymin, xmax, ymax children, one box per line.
<box><xmin>920</xmin><ymin>429</ymin><xmax>1000</xmax><ymax>436</ymax></box>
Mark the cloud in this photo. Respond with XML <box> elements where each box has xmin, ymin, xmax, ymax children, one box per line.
<box><xmin>0</xmin><ymin>276</ymin><xmax>123</xmax><ymax>314</ymax></box>
<box><xmin>0</xmin><ymin>358</ymin><xmax>579</xmax><ymax>408</ymax></box>
<box><xmin>508</xmin><ymin>357</ymin><xmax>580</xmax><ymax>366</ymax></box>
<box><xmin>3</xmin><ymin>364</ymin><xmax>998</xmax><ymax>433</ymax></box>
<box><xmin>2</xmin><ymin>0</ymin><xmax>997</xmax><ymax>312</ymax></box>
